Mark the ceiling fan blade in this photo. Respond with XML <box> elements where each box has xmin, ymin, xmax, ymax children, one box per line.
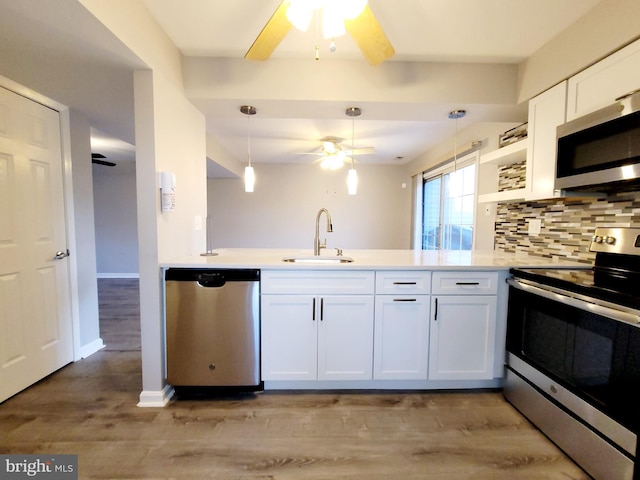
<box><xmin>343</xmin><ymin>146</ymin><xmax>375</xmax><ymax>155</ymax></box>
<box><xmin>344</xmin><ymin>4</ymin><xmax>395</xmax><ymax>66</ymax></box>
<box><xmin>245</xmin><ymin>2</ymin><xmax>293</xmax><ymax>61</ymax></box>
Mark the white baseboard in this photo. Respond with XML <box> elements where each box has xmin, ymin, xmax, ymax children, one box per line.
<box><xmin>97</xmin><ymin>273</ymin><xmax>139</xmax><ymax>279</ymax></box>
<box><xmin>137</xmin><ymin>385</ymin><xmax>175</xmax><ymax>407</ymax></box>
<box><xmin>79</xmin><ymin>338</ymin><xmax>105</xmax><ymax>359</ymax></box>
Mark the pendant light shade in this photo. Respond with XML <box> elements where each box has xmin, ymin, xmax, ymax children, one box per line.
<box><xmin>244</xmin><ymin>165</ymin><xmax>255</xmax><ymax>193</ymax></box>
<box><xmin>241</xmin><ymin>105</ymin><xmax>257</xmax><ymax>193</ymax></box>
<box><xmin>347</xmin><ymin>168</ymin><xmax>358</xmax><ymax>195</ymax></box>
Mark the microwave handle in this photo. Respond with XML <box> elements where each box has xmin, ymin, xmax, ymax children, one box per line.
<box><xmin>507</xmin><ymin>278</ymin><xmax>640</xmax><ymax>326</ymax></box>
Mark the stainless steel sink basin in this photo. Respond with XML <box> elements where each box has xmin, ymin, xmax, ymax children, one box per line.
<box><xmin>282</xmin><ymin>255</ymin><xmax>354</xmax><ymax>264</ymax></box>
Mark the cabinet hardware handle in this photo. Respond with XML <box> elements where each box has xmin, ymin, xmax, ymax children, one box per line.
<box><xmin>393</xmin><ymin>281</ymin><xmax>417</xmax><ymax>285</ymax></box>
<box><xmin>455</xmin><ymin>282</ymin><xmax>480</xmax><ymax>286</ymax></box>
<box><xmin>434</xmin><ymin>297</ymin><xmax>438</xmax><ymax>321</ymax></box>
<box><xmin>320</xmin><ymin>298</ymin><xmax>324</xmax><ymax>321</ymax></box>
<box><xmin>312</xmin><ymin>298</ymin><xmax>316</xmax><ymax>321</ymax></box>
<box><xmin>393</xmin><ymin>298</ymin><xmax>417</xmax><ymax>302</ymax></box>
<box><xmin>615</xmin><ymin>89</ymin><xmax>640</xmax><ymax>102</ymax></box>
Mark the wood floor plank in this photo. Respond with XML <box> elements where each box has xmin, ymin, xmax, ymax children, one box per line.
<box><xmin>0</xmin><ymin>279</ymin><xmax>591</xmax><ymax>479</ymax></box>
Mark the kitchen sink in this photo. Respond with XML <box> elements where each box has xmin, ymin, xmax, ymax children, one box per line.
<box><xmin>282</xmin><ymin>255</ymin><xmax>354</xmax><ymax>264</ymax></box>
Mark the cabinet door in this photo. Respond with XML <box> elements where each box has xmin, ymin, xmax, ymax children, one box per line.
<box><xmin>261</xmin><ymin>295</ymin><xmax>317</xmax><ymax>381</ymax></box>
<box><xmin>429</xmin><ymin>295</ymin><xmax>497</xmax><ymax>380</ymax></box>
<box><xmin>526</xmin><ymin>81</ymin><xmax>567</xmax><ymax>200</ymax></box>
<box><xmin>317</xmin><ymin>295</ymin><xmax>374</xmax><ymax>381</ymax></box>
<box><xmin>374</xmin><ymin>295</ymin><xmax>430</xmax><ymax>380</ymax></box>
<box><xmin>567</xmin><ymin>38</ymin><xmax>640</xmax><ymax>121</ymax></box>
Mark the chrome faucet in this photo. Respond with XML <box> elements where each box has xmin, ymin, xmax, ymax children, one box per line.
<box><xmin>314</xmin><ymin>208</ymin><xmax>333</xmax><ymax>255</ymax></box>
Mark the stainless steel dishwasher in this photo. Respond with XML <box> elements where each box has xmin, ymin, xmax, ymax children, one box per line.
<box><xmin>165</xmin><ymin>268</ymin><xmax>262</xmax><ymax>392</ymax></box>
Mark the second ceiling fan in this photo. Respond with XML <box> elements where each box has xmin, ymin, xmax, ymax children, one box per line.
<box><xmin>303</xmin><ymin>136</ymin><xmax>374</xmax><ymax>170</ymax></box>
<box><xmin>245</xmin><ymin>0</ymin><xmax>395</xmax><ymax>65</ymax></box>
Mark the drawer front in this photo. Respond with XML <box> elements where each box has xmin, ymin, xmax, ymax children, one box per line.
<box><xmin>262</xmin><ymin>270</ymin><xmax>375</xmax><ymax>295</ymax></box>
<box><xmin>431</xmin><ymin>271</ymin><xmax>498</xmax><ymax>295</ymax></box>
<box><xmin>375</xmin><ymin>271</ymin><xmax>431</xmax><ymax>295</ymax></box>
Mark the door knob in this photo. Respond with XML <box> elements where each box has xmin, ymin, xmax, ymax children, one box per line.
<box><xmin>53</xmin><ymin>250</ymin><xmax>70</xmax><ymax>260</ymax></box>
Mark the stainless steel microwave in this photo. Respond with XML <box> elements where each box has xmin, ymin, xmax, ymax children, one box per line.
<box><xmin>555</xmin><ymin>90</ymin><xmax>640</xmax><ymax>191</ymax></box>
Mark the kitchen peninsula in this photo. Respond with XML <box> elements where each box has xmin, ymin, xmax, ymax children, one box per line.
<box><xmin>162</xmin><ymin>249</ymin><xmax>584</xmax><ymax>395</ymax></box>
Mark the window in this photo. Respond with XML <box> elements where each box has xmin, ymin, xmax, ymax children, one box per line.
<box><xmin>420</xmin><ymin>152</ymin><xmax>477</xmax><ymax>251</ymax></box>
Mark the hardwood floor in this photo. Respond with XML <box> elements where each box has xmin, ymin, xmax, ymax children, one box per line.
<box><xmin>0</xmin><ymin>279</ymin><xmax>591</xmax><ymax>479</ymax></box>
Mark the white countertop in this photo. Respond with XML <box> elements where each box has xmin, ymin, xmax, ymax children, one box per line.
<box><xmin>162</xmin><ymin>248</ymin><xmax>587</xmax><ymax>270</ymax></box>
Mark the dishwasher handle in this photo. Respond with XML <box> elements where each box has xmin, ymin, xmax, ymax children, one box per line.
<box><xmin>197</xmin><ymin>273</ymin><xmax>226</xmax><ymax>288</ymax></box>
<box><xmin>165</xmin><ymin>268</ymin><xmax>260</xmax><ymax>283</ymax></box>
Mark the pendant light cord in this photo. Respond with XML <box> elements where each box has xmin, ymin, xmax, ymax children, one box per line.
<box><xmin>351</xmin><ymin>114</ymin><xmax>355</xmax><ymax>169</ymax></box>
<box><xmin>247</xmin><ymin>113</ymin><xmax>251</xmax><ymax>167</ymax></box>
<box><xmin>448</xmin><ymin>109</ymin><xmax>466</xmax><ymax>172</ymax></box>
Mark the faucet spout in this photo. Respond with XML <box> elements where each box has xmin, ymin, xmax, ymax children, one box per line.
<box><xmin>314</xmin><ymin>208</ymin><xmax>333</xmax><ymax>256</ymax></box>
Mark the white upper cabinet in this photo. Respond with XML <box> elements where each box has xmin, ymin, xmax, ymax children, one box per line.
<box><xmin>567</xmin><ymin>38</ymin><xmax>640</xmax><ymax>121</ymax></box>
<box><xmin>525</xmin><ymin>81</ymin><xmax>567</xmax><ymax>201</ymax></box>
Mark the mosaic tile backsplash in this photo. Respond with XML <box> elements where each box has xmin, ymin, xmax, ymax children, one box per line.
<box><xmin>494</xmin><ymin>167</ymin><xmax>640</xmax><ymax>264</ymax></box>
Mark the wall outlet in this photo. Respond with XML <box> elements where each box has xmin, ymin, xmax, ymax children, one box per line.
<box><xmin>528</xmin><ymin>218</ymin><xmax>542</xmax><ymax>236</ymax></box>
<box><xmin>194</xmin><ymin>215</ymin><xmax>203</xmax><ymax>231</ymax></box>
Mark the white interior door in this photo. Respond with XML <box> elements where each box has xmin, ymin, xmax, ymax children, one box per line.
<box><xmin>0</xmin><ymin>86</ymin><xmax>74</xmax><ymax>403</ymax></box>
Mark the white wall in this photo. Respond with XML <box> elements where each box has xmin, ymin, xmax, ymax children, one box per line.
<box><xmin>208</xmin><ymin>163</ymin><xmax>412</xmax><ymax>251</ymax></box>
<box><xmin>65</xmin><ymin>109</ymin><xmax>102</xmax><ymax>356</ymax></box>
<box><xmin>134</xmin><ymin>69</ymin><xmax>206</xmax><ymax>404</ymax></box>
<box><xmin>92</xmin><ymin>160</ymin><xmax>139</xmax><ymax>277</ymax></box>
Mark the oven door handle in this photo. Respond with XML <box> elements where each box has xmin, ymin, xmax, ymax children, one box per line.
<box><xmin>507</xmin><ymin>278</ymin><xmax>640</xmax><ymax>326</ymax></box>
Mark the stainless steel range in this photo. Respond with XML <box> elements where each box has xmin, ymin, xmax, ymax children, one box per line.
<box><xmin>505</xmin><ymin>227</ymin><xmax>640</xmax><ymax>480</ymax></box>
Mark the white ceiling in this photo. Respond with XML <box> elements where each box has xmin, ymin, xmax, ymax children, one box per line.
<box><xmin>142</xmin><ymin>0</ymin><xmax>598</xmax><ymax>63</ymax></box>
<box><xmin>141</xmin><ymin>0</ymin><xmax>602</xmax><ymax>174</ymax></box>
<box><xmin>0</xmin><ymin>0</ymin><xmax>604</xmax><ymax>173</ymax></box>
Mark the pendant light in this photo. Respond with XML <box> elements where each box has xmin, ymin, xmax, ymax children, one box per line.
<box><xmin>346</xmin><ymin>106</ymin><xmax>360</xmax><ymax>195</ymax></box>
<box><xmin>448</xmin><ymin>109</ymin><xmax>466</xmax><ymax>172</ymax></box>
<box><xmin>241</xmin><ymin>105</ymin><xmax>256</xmax><ymax>193</ymax></box>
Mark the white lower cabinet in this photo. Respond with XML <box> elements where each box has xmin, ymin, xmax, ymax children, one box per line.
<box><xmin>261</xmin><ymin>271</ymin><xmax>375</xmax><ymax>382</ymax></box>
<box><xmin>373</xmin><ymin>295</ymin><xmax>430</xmax><ymax>380</ymax></box>
<box><xmin>261</xmin><ymin>294</ymin><xmax>317</xmax><ymax>381</ymax></box>
<box><xmin>373</xmin><ymin>271</ymin><xmax>431</xmax><ymax>380</ymax></box>
<box><xmin>261</xmin><ymin>269</ymin><xmax>504</xmax><ymax>387</ymax></box>
<box><xmin>429</xmin><ymin>272</ymin><xmax>498</xmax><ymax>381</ymax></box>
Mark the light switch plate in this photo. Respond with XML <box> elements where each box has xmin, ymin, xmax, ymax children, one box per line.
<box><xmin>194</xmin><ymin>215</ymin><xmax>203</xmax><ymax>231</ymax></box>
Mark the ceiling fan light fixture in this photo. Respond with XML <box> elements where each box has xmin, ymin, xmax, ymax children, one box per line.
<box><xmin>322</xmin><ymin>3</ymin><xmax>346</xmax><ymax>38</ymax></box>
<box><xmin>322</xmin><ymin>140</ymin><xmax>340</xmax><ymax>154</ymax></box>
<box><xmin>285</xmin><ymin>0</ymin><xmax>316</xmax><ymax>32</ymax></box>
<box><xmin>320</xmin><ymin>155</ymin><xmax>344</xmax><ymax>170</ymax></box>
<box><xmin>285</xmin><ymin>0</ymin><xmax>367</xmax><ymax>39</ymax></box>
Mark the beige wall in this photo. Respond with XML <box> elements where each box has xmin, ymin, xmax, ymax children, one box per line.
<box><xmin>208</xmin><ymin>163</ymin><xmax>412</xmax><ymax>251</ymax></box>
<box><xmin>517</xmin><ymin>0</ymin><xmax>640</xmax><ymax>101</ymax></box>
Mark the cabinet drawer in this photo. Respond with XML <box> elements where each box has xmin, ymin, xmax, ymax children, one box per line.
<box><xmin>375</xmin><ymin>271</ymin><xmax>431</xmax><ymax>295</ymax></box>
<box><xmin>431</xmin><ymin>271</ymin><xmax>498</xmax><ymax>295</ymax></box>
<box><xmin>262</xmin><ymin>270</ymin><xmax>375</xmax><ymax>295</ymax></box>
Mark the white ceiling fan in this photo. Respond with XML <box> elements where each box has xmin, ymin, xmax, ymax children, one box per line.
<box><xmin>302</xmin><ymin>136</ymin><xmax>375</xmax><ymax>170</ymax></box>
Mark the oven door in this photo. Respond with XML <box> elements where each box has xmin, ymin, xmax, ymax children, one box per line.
<box><xmin>506</xmin><ymin>278</ymin><xmax>640</xmax><ymax>433</ymax></box>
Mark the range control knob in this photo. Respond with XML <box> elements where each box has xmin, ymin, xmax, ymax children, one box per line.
<box><xmin>592</xmin><ymin>235</ymin><xmax>604</xmax><ymax>244</ymax></box>
<box><xmin>605</xmin><ymin>236</ymin><xmax>616</xmax><ymax>245</ymax></box>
